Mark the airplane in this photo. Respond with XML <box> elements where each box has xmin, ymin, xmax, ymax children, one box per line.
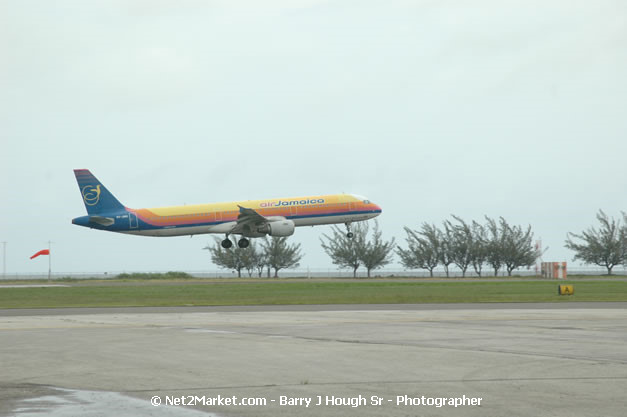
<box><xmin>71</xmin><ymin>169</ymin><xmax>382</xmax><ymax>248</ymax></box>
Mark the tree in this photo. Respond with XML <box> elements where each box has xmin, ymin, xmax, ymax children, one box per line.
<box><xmin>484</xmin><ymin>216</ymin><xmax>540</xmax><ymax>276</ymax></box>
<box><xmin>444</xmin><ymin>216</ymin><xmax>474</xmax><ymax>277</ymax></box>
<box><xmin>498</xmin><ymin>218</ymin><xmax>539</xmax><ymax>276</ymax></box>
<box><xmin>204</xmin><ymin>237</ymin><xmax>257</xmax><ymax>277</ymax></box>
<box><xmin>438</xmin><ymin>228</ymin><xmax>454</xmax><ymax>278</ymax></box>
<box><xmin>320</xmin><ymin>223</ymin><xmax>366</xmax><ymax>277</ymax></box>
<box><xmin>243</xmin><ymin>243</ymin><xmax>263</xmax><ymax>277</ymax></box>
<box><xmin>252</xmin><ymin>246</ymin><xmax>268</xmax><ymax>278</ymax></box>
<box><xmin>565</xmin><ymin>210</ymin><xmax>626</xmax><ymax>275</ymax></box>
<box><xmin>470</xmin><ymin>220</ymin><xmax>487</xmax><ymax>277</ymax></box>
<box><xmin>485</xmin><ymin>216</ymin><xmax>505</xmax><ymax>276</ymax></box>
<box><xmin>397</xmin><ymin>223</ymin><xmax>440</xmax><ymax>277</ymax></box>
<box><xmin>261</xmin><ymin>236</ymin><xmax>303</xmax><ymax>278</ymax></box>
<box><xmin>359</xmin><ymin>220</ymin><xmax>395</xmax><ymax>277</ymax></box>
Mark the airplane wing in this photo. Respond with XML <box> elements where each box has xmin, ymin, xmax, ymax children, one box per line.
<box><xmin>229</xmin><ymin>205</ymin><xmax>271</xmax><ymax>236</ymax></box>
<box><xmin>228</xmin><ymin>205</ymin><xmax>293</xmax><ymax>237</ymax></box>
<box><xmin>237</xmin><ymin>205</ymin><xmax>268</xmax><ymax>225</ymax></box>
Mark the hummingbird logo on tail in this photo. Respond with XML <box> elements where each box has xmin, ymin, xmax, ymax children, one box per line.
<box><xmin>82</xmin><ymin>185</ymin><xmax>101</xmax><ymax>206</ymax></box>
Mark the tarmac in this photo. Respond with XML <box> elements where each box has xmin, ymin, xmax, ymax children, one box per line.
<box><xmin>1</xmin><ymin>303</ymin><xmax>626</xmax><ymax>416</ymax></box>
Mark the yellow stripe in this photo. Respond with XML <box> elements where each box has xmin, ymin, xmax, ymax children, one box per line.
<box><xmin>147</xmin><ymin>194</ymin><xmax>359</xmax><ymax>216</ymax></box>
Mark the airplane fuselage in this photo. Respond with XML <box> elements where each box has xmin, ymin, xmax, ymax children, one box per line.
<box><xmin>72</xmin><ymin>169</ymin><xmax>381</xmax><ymax>245</ymax></box>
<box><xmin>72</xmin><ymin>193</ymin><xmax>382</xmax><ymax>237</ymax></box>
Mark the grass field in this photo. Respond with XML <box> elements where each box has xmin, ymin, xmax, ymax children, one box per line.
<box><xmin>1</xmin><ymin>279</ymin><xmax>626</xmax><ymax>308</ymax></box>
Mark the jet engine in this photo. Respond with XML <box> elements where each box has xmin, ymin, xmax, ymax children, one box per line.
<box><xmin>259</xmin><ymin>219</ymin><xmax>295</xmax><ymax>237</ymax></box>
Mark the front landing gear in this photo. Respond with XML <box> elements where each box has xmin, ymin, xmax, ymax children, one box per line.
<box><xmin>345</xmin><ymin>222</ymin><xmax>354</xmax><ymax>239</ymax></box>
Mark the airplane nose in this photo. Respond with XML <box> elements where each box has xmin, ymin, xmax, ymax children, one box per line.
<box><xmin>373</xmin><ymin>203</ymin><xmax>382</xmax><ymax>214</ymax></box>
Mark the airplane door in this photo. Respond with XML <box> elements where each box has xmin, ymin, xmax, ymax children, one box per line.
<box><xmin>129</xmin><ymin>213</ymin><xmax>138</xmax><ymax>229</ymax></box>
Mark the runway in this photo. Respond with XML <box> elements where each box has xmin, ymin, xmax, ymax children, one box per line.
<box><xmin>2</xmin><ymin>304</ymin><xmax>626</xmax><ymax>416</ymax></box>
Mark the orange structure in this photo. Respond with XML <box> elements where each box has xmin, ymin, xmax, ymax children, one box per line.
<box><xmin>541</xmin><ymin>262</ymin><xmax>567</xmax><ymax>279</ymax></box>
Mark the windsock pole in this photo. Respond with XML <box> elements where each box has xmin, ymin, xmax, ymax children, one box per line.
<box><xmin>48</xmin><ymin>241</ymin><xmax>51</xmax><ymax>282</ymax></box>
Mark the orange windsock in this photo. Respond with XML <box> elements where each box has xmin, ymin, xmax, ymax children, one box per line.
<box><xmin>30</xmin><ymin>249</ymin><xmax>50</xmax><ymax>259</ymax></box>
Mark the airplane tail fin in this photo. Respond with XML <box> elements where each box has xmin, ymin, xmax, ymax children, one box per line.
<box><xmin>74</xmin><ymin>169</ymin><xmax>126</xmax><ymax>215</ymax></box>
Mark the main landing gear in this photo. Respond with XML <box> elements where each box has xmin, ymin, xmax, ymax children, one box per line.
<box><xmin>221</xmin><ymin>235</ymin><xmax>250</xmax><ymax>249</ymax></box>
<box><xmin>345</xmin><ymin>222</ymin><xmax>354</xmax><ymax>239</ymax></box>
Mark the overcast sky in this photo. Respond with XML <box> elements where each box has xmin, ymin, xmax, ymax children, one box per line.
<box><xmin>1</xmin><ymin>0</ymin><xmax>626</xmax><ymax>275</ymax></box>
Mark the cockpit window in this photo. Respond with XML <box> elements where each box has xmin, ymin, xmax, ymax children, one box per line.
<box><xmin>363</xmin><ymin>200</ymin><xmax>370</xmax><ymax>204</ymax></box>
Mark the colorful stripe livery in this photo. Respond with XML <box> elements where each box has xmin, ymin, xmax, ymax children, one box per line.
<box><xmin>72</xmin><ymin>170</ymin><xmax>382</xmax><ymax>238</ymax></box>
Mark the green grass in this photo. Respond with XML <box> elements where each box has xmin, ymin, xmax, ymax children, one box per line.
<box><xmin>0</xmin><ymin>280</ymin><xmax>626</xmax><ymax>309</ymax></box>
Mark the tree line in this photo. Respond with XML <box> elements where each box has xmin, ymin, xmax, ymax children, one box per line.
<box><xmin>397</xmin><ymin>215</ymin><xmax>543</xmax><ymax>277</ymax></box>
<box><xmin>205</xmin><ymin>210</ymin><xmax>627</xmax><ymax>277</ymax></box>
